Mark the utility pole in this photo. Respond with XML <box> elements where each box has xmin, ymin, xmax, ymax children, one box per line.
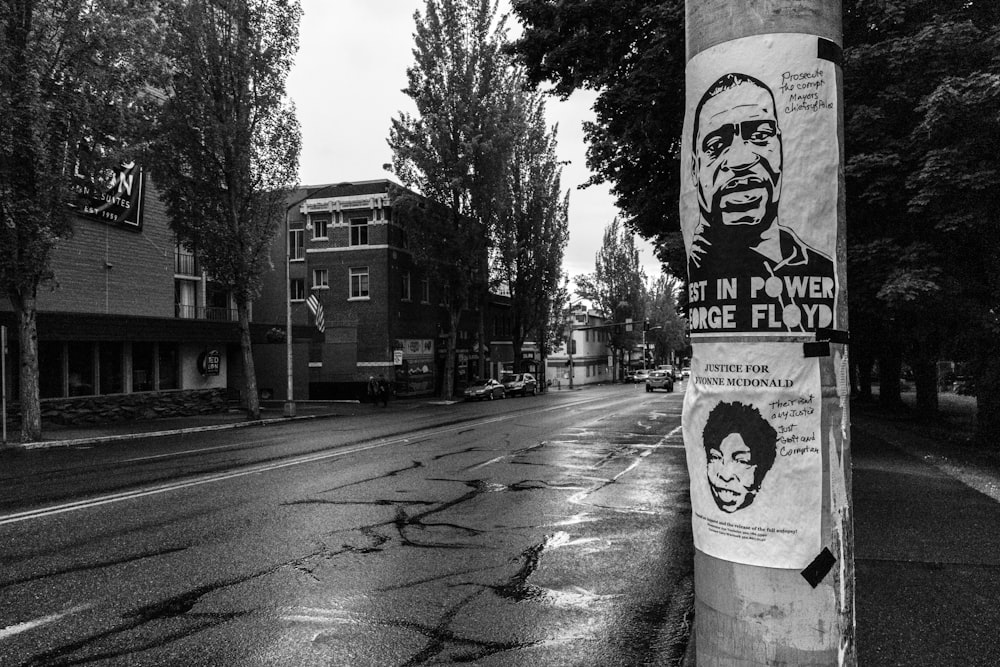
<box><xmin>682</xmin><ymin>1</ymin><xmax>853</xmax><ymax>665</ymax></box>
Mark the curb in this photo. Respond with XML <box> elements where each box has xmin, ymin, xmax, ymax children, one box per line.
<box><xmin>14</xmin><ymin>413</ymin><xmax>336</xmax><ymax>451</ymax></box>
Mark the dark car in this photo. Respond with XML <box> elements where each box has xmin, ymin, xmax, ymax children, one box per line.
<box><xmin>501</xmin><ymin>372</ymin><xmax>538</xmax><ymax>397</ymax></box>
<box><xmin>463</xmin><ymin>378</ymin><xmax>506</xmax><ymax>401</ymax></box>
<box><xmin>645</xmin><ymin>370</ymin><xmax>674</xmax><ymax>393</ymax></box>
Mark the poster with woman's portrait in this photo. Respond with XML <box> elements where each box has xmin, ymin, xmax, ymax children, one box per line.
<box><xmin>681</xmin><ymin>33</ymin><xmax>841</xmax><ymax>337</ymax></box>
<box><xmin>683</xmin><ymin>343</ymin><xmax>822</xmax><ymax>568</ymax></box>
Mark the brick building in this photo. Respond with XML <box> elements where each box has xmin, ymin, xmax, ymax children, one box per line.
<box><xmin>1</xmin><ymin>165</ymin><xmax>245</xmax><ymax>425</ymax></box>
<box><xmin>253</xmin><ymin>179</ymin><xmax>518</xmax><ymax>401</ymax></box>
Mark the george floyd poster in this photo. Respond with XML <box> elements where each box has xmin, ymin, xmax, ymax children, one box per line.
<box><xmin>682</xmin><ymin>343</ymin><xmax>822</xmax><ymax>568</ymax></box>
<box><xmin>681</xmin><ymin>34</ymin><xmax>840</xmax><ymax>337</ymax></box>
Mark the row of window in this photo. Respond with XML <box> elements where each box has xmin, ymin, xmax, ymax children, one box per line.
<box><xmin>289</xmin><ymin>211</ymin><xmax>392</xmax><ymax>259</ymax></box>
<box><xmin>38</xmin><ymin>341</ymin><xmax>180</xmax><ymax>399</ymax></box>
<box><xmin>290</xmin><ymin>268</ymin><xmax>433</xmax><ymax>303</ymax></box>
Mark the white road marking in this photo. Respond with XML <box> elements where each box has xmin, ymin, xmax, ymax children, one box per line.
<box><xmin>0</xmin><ymin>603</ymin><xmax>93</xmax><ymax>640</ymax></box>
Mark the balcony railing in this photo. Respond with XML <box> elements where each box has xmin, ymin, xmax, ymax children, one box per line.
<box><xmin>175</xmin><ymin>304</ymin><xmax>238</xmax><ymax>321</ymax></box>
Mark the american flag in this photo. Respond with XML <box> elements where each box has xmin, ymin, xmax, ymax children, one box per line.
<box><xmin>305</xmin><ymin>294</ymin><xmax>325</xmax><ymax>333</ymax></box>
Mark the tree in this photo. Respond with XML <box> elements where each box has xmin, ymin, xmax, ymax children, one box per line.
<box><xmin>575</xmin><ymin>218</ymin><xmax>646</xmax><ymax>381</ymax></box>
<box><xmin>149</xmin><ymin>0</ymin><xmax>302</xmax><ymax>420</ymax></box>
<box><xmin>843</xmin><ymin>0</ymin><xmax>1000</xmax><ymax>439</ymax></box>
<box><xmin>493</xmin><ymin>72</ymin><xmax>569</xmax><ymax>376</ymax></box>
<box><xmin>389</xmin><ymin>0</ymin><xmax>511</xmax><ymax>399</ymax></box>
<box><xmin>644</xmin><ymin>274</ymin><xmax>686</xmax><ymax>366</ymax></box>
<box><xmin>0</xmin><ymin>0</ymin><xmax>164</xmax><ymax>440</ymax></box>
<box><xmin>509</xmin><ymin>0</ymin><xmax>687</xmax><ymax>270</ymax></box>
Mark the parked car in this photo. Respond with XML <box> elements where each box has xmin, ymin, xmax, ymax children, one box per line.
<box><xmin>633</xmin><ymin>369</ymin><xmax>650</xmax><ymax>384</ymax></box>
<box><xmin>501</xmin><ymin>372</ymin><xmax>538</xmax><ymax>397</ymax></box>
<box><xmin>681</xmin><ymin>367</ymin><xmax>691</xmax><ymax>379</ymax></box>
<box><xmin>464</xmin><ymin>378</ymin><xmax>506</xmax><ymax>401</ymax></box>
<box><xmin>646</xmin><ymin>370</ymin><xmax>674</xmax><ymax>393</ymax></box>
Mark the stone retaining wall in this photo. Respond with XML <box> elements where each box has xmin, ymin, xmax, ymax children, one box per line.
<box><xmin>5</xmin><ymin>389</ymin><xmax>234</xmax><ymax>427</ymax></box>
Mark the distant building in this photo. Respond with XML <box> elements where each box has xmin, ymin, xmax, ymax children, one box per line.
<box><xmin>547</xmin><ymin>305</ymin><xmax>612</xmax><ymax>387</ymax></box>
<box><xmin>252</xmin><ymin>179</ymin><xmax>519</xmax><ymax>401</ymax></box>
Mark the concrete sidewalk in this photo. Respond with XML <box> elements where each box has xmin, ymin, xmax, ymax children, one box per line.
<box><xmin>852</xmin><ymin>398</ymin><xmax>1000</xmax><ymax>666</ymax></box>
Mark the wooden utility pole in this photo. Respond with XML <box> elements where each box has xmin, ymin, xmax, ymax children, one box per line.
<box><xmin>683</xmin><ymin>1</ymin><xmax>854</xmax><ymax>665</ymax></box>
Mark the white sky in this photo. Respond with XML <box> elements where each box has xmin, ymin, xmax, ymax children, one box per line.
<box><xmin>284</xmin><ymin>0</ymin><xmax>664</xmax><ymax>288</ymax></box>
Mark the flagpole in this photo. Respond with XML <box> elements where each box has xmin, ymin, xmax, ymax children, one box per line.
<box><xmin>284</xmin><ymin>205</ymin><xmax>296</xmax><ymax>418</ymax></box>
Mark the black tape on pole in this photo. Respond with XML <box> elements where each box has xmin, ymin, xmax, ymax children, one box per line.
<box><xmin>816</xmin><ymin>328</ymin><xmax>850</xmax><ymax>345</ymax></box>
<box><xmin>803</xmin><ymin>341</ymin><xmax>830</xmax><ymax>358</ymax></box>
<box><xmin>801</xmin><ymin>547</ymin><xmax>837</xmax><ymax>588</ymax></box>
<box><xmin>817</xmin><ymin>38</ymin><xmax>843</xmax><ymax>67</ymax></box>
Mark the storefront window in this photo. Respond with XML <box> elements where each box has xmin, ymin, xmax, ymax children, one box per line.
<box><xmin>39</xmin><ymin>341</ymin><xmax>63</xmax><ymax>399</ymax></box>
<box><xmin>158</xmin><ymin>343</ymin><xmax>179</xmax><ymax>390</ymax></box>
<box><xmin>99</xmin><ymin>342</ymin><xmax>124</xmax><ymax>395</ymax></box>
<box><xmin>132</xmin><ymin>342</ymin><xmax>155</xmax><ymax>392</ymax></box>
<box><xmin>67</xmin><ymin>342</ymin><xmax>95</xmax><ymax>396</ymax></box>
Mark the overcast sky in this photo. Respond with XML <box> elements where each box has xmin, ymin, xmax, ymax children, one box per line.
<box><xmin>284</xmin><ymin>0</ymin><xmax>663</xmax><ymax>286</ymax></box>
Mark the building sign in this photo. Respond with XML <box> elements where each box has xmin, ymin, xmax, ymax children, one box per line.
<box><xmin>683</xmin><ymin>342</ymin><xmax>822</xmax><ymax>568</ymax></box>
<box><xmin>198</xmin><ymin>349</ymin><xmax>221</xmax><ymax>376</ymax></box>
<box><xmin>681</xmin><ymin>34</ymin><xmax>839</xmax><ymax>337</ymax></box>
<box><xmin>394</xmin><ymin>339</ymin><xmax>435</xmax><ymax>397</ymax></box>
<box><xmin>70</xmin><ymin>150</ymin><xmax>145</xmax><ymax>231</ymax></box>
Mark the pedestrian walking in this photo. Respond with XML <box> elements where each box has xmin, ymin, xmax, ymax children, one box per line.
<box><xmin>377</xmin><ymin>374</ymin><xmax>390</xmax><ymax>407</ymax></box>
<box><xmin>367</xmin><ymin>376</ymin><xmax>379</xmax><ymax>406</ymax></box>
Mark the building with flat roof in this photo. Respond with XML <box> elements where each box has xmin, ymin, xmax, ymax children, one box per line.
<box><xmin>252</xmin><ymin>179</ymin><xmax>519</xmax><ymax>401</ymax></box>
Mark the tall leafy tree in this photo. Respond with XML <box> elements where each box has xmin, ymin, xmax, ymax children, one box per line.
<box><xmin>575</xmin><ymin>218</ymin><xmax>646</xmax><ymax>380</ymax></box>
<box><xmin>389</xmin><ymin>0</ymin><xmax>511</xmax><ymax>399</ymax></box>
<box><xmin>644</xmin><ymin>274</ymin><xmax>686</xmax><ymax>367</ymax></box>
<box><xmin>844</xmin><ymin>0</ymin><xmax>1000</xmax><ymax>439</ymax></box>
<box><xmin>493</xmin><ymin>72</ymin><xmax>569</xmax><ymax>375</ymax></box>
<box><xmin>149</xmin><ymin>0</ymin><xmax>302</xmax><ymax>420</ymax></box>
<box><xmin>510</xmin><ymin>0</ymin><xmax>687</xmax><ymax>271</ymax></box>
<box><xmin>0</xmin><ymin>0</ymin><xmax>164</xmax><ymax>440</ymax></box>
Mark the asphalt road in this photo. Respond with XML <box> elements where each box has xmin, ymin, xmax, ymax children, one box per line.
<box><xmin>0</xmin><ymin>384</ymin><xmax>694</xmax><ymax>666</ymax></box>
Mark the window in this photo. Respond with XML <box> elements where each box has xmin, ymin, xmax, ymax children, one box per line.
<box><xmin>350</xmin><ymin>217</ymin><xmax>369</xmax><ymax>246</ymax></box>
<box><xmin>132</xmin><ymin>342</ymin><xmax>155</xmax><ymax>392</ymax></box>
<box><xmin>68</xmin><ymin>342</ymin><xmax>95</xmax><ymax>396</ymax></box>
<box><xmin>158</xmin><ymin>343</ymin><xmax>179</xmax><ymax>390</ymax></box>
<box><xmin>312</xmin><ymin>218</ymin><xmax>328</xmax><ymax>239</ymax></box>
<box><xmin>350</xmin><ymin>266</ymin><xmax>369</xmax><ymax>299</ymax></box>
<box><xmin>312</xmin><ymin>268</ymin><xmax>329</xmax><ymax>289</ymax></box>
<box><xmin>289</xmin><ymin>228</ymin><xmax>304</xmax><ymax>260</ymax></box>
<box><xmin>420</xmin><ymin>276</ymin><xmax>430</xmax><ymax>303</ymax></box>
<box><xmin>401</xmin><ymin>272</ymin><xmax>411</xmax><ymax>301</ymax></box>
<box><xmin>290</xmin><ymin>278</ymin><xmax>305</xmax><ymax>301</ymax></box>
<box><xmin>99</xmin><ymin>342</ymin><xmax>124</xmax><ymax>395</ymax></box>
<box><xmin>39</xmin><ymin>341</ymin><xmax>63</xmax><ymax>399</ymax></box>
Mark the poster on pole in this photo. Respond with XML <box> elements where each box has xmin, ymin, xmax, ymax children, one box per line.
<box><xmin>681</xmin><ymin>33</ymin><xmax>840</xmax><ymax>337</ymax></box>
<box><xmin>683</xmin><ymin>343</ymin><xmax>822</xmax><ymax>568</ymax></box>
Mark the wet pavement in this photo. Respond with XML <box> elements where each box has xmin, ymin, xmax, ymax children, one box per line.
<box><xmin>3</xmin><ymin>389</ymin><xmax>999</xmax><ymax>664</ymax></box>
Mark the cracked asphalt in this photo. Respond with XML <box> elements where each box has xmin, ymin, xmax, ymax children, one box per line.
<box><xmin>0</xmin><ymin>384</ymin><xmax>694</xmax><ymax>666</ymax></box>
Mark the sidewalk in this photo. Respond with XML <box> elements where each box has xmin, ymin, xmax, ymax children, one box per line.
<box><xmin>2</xmin><ymin>400</ymin><xmax>370</xmax><ymax>449</ymax></box>
<box><xmin>851</xmin><ymin>393</ymin><xmax>1000</xmax><ymax>666</ymax></box>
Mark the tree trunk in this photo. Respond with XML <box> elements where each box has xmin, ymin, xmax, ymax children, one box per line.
<box><xmin>913</xmin><ymin>357</ymin><xmax>939</xmax><ymax>417</ymax></box>
<box><xmin>878</xmin><ymin>345</ymin><xmax>903</xmax><ymax>408</ymax></box>
<box><xmin>237</xmin><ymin>300</ymin><xmax>260</xmax><ymax>420</ymax></box>
<box><xmin>855</xmin><ymin>351</ymin><xmax>874</xmax><ymax>402</ymax></box>
<box><xmin>975</xmin><ymin>352</ymin><xmax>1000</xmax><ymax>448</ymax></box>
<box><xmin>442</xmin><ymin>308</ymin><xmax>461</xmax><ymax>399</ymax></box>
<box><xmin>12</xmin><ymin>291</ymin><xmax>42</xmax><ymax>442</ymax></box>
